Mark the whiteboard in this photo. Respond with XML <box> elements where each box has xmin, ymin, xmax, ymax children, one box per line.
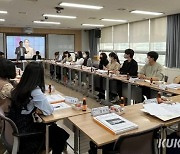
<box><xmin>48</xmin><ymin>34</ymin><xmax>74</xmax><ymax>59</ymax></box>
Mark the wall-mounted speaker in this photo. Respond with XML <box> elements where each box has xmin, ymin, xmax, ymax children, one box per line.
<box><xmin>95</xmin><ymin>29</ymin><xmax>101</xmax><ymax>38</ymax></box>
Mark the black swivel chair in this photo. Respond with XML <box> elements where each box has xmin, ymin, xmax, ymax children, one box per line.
<box><xmin>112</xmin><ymin>125</ymin><xmax>162</xmax><ymax>154</ymax></box>
<box><xmin>0</xmin><ymin>107</ymin><xmax>44</xmax><ymax>154</ymax></box>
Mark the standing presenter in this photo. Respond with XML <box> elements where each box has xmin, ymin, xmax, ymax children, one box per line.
<box><xmin>15</xmin><ymin>41</ymin><xmax>27</xmax><ymax>60</ymax></box>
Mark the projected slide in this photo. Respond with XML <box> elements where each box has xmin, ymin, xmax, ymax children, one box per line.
<box><xmin>7</xmin><ymin>36</ymin><xmax>45</xmax><ymax>59</ymax></box>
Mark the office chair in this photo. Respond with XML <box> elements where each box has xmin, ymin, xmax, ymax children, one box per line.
<box><xmin>0</xmin><ymin>107</ymin><xmax>44</xmax><ymax>154</ymax></box>
<box><xmin>112</xmin><ymin>125</ymin><xmax>162</xmax><ymax>154</ymax></box>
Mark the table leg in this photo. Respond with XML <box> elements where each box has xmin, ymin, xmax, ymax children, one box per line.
<box><xmin>78</xmin><ymin>71</ymin><xmax>82</xmax><ymax>92</ymax></box>
<box><xmin>61</xmin><ymin>66</ymin><xmax>63</xmax><ymax>83</ymax></box>
<box><xmin>105</xmin><ymin>77</ymin><xmax>109</xmax><ymax>103</ymax></box>
<box><xmin>74</xmin><ymin>126</ymin><xmax>79</xmax><ymax>154</ymax></box>
<box><xmin>68</xmin><ymin>68</ymin><xmax>72</xmax><ymax>87</ymax></box>
<box><xmin>127</xmin><ymin>82</ymin><xmax>132</xmax><ymax>105</ymax></box>
<box><xmin>45</xmin><ymin>125</ymin><xmax>50</xmax><ymax>154</ymax></box>
<box><xmin>91</xmin><ymin>74</ymin><xmax>94</xmax><ymax>95</ymax></box>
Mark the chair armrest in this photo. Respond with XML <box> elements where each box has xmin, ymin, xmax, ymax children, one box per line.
<box><xmin>13</xmin><ymin>131</ymin><xmax>43</xmax><ymax>138</ymax></box>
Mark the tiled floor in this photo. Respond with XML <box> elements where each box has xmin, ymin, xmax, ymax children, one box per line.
<box><xmin>0</xmin><ymin>76</ymin><xmax>101</xmax><ymax>154</ymax></box>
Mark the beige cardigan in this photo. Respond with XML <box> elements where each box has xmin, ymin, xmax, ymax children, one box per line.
<box><xmin>0</xmin><ymin>79</ymin><xmax>13</xmax><ymax>113</ymax></box>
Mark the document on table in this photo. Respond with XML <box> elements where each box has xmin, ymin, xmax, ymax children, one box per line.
<box><xmin>165</xmin><ymin>83</ymin><xmax>180</xmax><ymax>89</ymax></box>
<box><xmin>52</xmin><ymin>102</ymin><xmax>71</xmax><ymax>110</ymax></box>
<box><xmin>94</xmin><ymin>113</ymin><xmax>138</xmax><ymax>135</ymax></box>
<box><xmin>96</xmin><ymin>70</ymin><xmax>108</xmax><ymax>74</ymax></box>
<box><xmin>142</xmin><ymin>103</ymin><xmax>180</xmax><ymax>121</ymax></box>
<box><xmin>46</xmin><ymin>94</ymin><xmax>65</xmax><ymax>104</ymax></box>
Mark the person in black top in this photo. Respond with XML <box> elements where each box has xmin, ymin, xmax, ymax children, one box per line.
<box><xmin>120</xmin><ymin>49</ymin><xmax>138</xmax><ymax>77</ymax></box>
<box><xmin>99</xmin><ymin>52</ymin><xmax>109</xmax><ymax>69</ymax></box>
<box><xmin>32</xmin><ymin>51</ymin><xmax>41</xmax><ymax>60</ymax></box>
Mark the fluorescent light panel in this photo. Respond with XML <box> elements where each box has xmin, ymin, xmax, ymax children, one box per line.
<box><xmin>101</xmin><ymin>19</ymin><xmax>127</xmax><ymax>22</ymax></box>
<box><xmin>0</xmin><ymin>11</ymin><xmax>7</xmax><ymax>14</ymax></box>
<box><xmin>82</xmin><ymin>24</ymin><xmax>104</xmax><ymax>27</ymax></box>
<box><xmin>0</xmin><ymin>19</ymin><xmax>5</xmax><ymax>21</ymax></box>
<box><xmin>43</xmin><ymin>14</ymin><xmax>76</xmax><ymax>19</ymax></box>
<box><xmin>33</xmin><ymin>21</ymin><xmax>60</xmax><ymax>25</ymax></box>
<box><xmin>130</xmin><ymin>10</ymin><xmax>163</xmax><ymax>15</ymax></box>
<box><xmin>60</xmin><ymin>2</ymin><xmax>103</xmax><ymax>10</ymax></box>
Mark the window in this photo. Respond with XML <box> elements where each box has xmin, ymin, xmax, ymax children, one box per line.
<box><xmin>100</xmin><ymin>27</ymin><xmax>113</xmax><ymax>50</ymax></box>
<box><xmin>129</xmin><ymin>20</ymin><xmax>149</xmax><ymax>52</ymax></box>
<box><xmin>99</xmin><ymin>17</ymin><xmax>167</xmax><ymax>66</ymax></box>
<box><xmin>113</xmin><ymin>24</ymin><xmax>129</xmax><ymax>50</ymax></box>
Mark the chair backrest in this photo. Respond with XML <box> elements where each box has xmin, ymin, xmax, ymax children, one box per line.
<box><xmin>113</xmin><ymin>125</ymin><xmax>161</xmax><ymax>154</ymax></box>
<box><xmin>0</xmin><ymin>107</ymin><xmax>19</xmax><ymax>153</ymax></box>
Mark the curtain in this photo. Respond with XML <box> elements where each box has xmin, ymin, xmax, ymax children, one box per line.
<box><xmin>89</xmin><ymin>30</ymin><xmax>98</xmax><ymax>58</ymax></box>
<box><xmin>166</xmin><ymin>14</ymin><xmax>180</xmax><ymax>68</ymax></box>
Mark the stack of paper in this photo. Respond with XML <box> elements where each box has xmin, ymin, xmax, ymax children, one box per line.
<box><xmin>142</xmin><ymin>103</ymin><xmax>180</xmax><ymax>121</ymax></box>
<box><xmin>96</xmin><ymin>70</ymin><xmax>108</xmax><ymax>74</ymax></box>
<box><xmin>165</xmin><ymin>83</ymin><xmax>180</xmax><ymax>89</ymax></box>
<box><xmin>52</xmin><ymin>102</ymin><xmax>71</xmax><ymax>111</ymax></box>
<box><xmin>94</xmin><ymin>113</ymin><xmax>138</xmax><ymax>135</ymax></box>
<box><xmin>46</xmin><ymin>94</ymin><xmax>65</xmax><ymax>104</ymax></box>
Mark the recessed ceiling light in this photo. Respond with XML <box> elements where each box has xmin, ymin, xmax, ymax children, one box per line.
<box><xmin>0</xmin><ymin>11</ymin><xmax>8</xmax><ymax>14</ymax></box>
<box><xmin>130</xmin><ymin>10</ymin><xmax>163</xmax><ymax>15</ymax></box>
<box><xmin>43</xmin><ymin>14</ymin><xmax>76</xmax><ymax>19</ymax></box>
<box><xmin>101</xmin><ymin>19</ymin><xmax>127</xmax><ymax>22</ymax></box>
<box><xmin>60</xmin><ymin>2</ymin><xmax>103</xmax><ymax>10</ymax></box>
<box><xmin>82</xmin><ymin>24</ymin><xmax>104</xmax><ymax>27</ymax></box>
<box><xmin>0</xmin><ymin>19</ymin><xmax>5</xmax><ymax>21</ymax></box>
<box><xmin>33</xmin><ymin>21</ymin><xmax>60</xmax><ymax>25</ymax></box>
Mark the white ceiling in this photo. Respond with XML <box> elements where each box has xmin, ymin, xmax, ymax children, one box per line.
<box><xmin>0</xmin><ymin>0</ymin><xmax>180</xmax><ymax>29</ymax></box>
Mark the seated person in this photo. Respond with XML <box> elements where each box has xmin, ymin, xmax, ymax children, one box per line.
<box><xmin>138</xmin><ymin>51</ymin><xmax>163</xmax><ymax>81</ymax></box>
<box><xmin>0</xmin><ymin>59</ymin><xmax>16</xmax><ymax>113</ymax></box>
<box><xmin>8</xmin><ymin>62</ymin><xmax>69</xmax><ymax>154</ymax></box>
<box><xmin>120</xmin><ymin>49</ymin><xmax>138</xmax><ymax>77</ymax></box>
<box><xmin>32</xmin><ymin>51</ymin><xmax>41</xmax><ymax>60</ymax></box>
<box><xmin>173</xmin><ymin>76</ymin><xmax>180</xmax><ymax>84</ymax></box>
<box><xmin>105</xmin><ymin>52</ymin><xmax>121</xmax><ymax>71</ymax></box>
<box><xmin>62</xmin><ymin>51</ymin><xmax>73</xmax><ymax>63</ymax></box>
<box><xmin>54</xmin><ymin>51</ymin><xmax>62</xmax><ymax>62</ymax></box>
<box><xmin>74</xmin><ymin>51</ymin><xmax>84</xmax><ymax>65</ymax></box>
<box><xmin>83</xmin><ymin>51</ymin><xmax>92</xmax><ymax>67</ymax></box>
<box><xmin>0</xmin><ymin>51</ymin><xmax>5</xmax><ymax>59</ymax></box>
<box><xmin>50</xmin><ymin>51</ymin><xmax>62</xmax><ymax>78</ymax></box>
<box><xmin>99</xmin><ymin>52</ymin><xmax>109</xmax><ymax>69</ymax></box>
<box><xmin>95</xmin><ymin>53</ymin><xmax>109</xmax><ymax>100</ymax></box>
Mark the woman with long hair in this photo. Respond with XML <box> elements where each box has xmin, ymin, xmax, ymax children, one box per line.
<box><xmin>105</xmin><ymin>52</ymin><xmax>120</xmax><ymax>71</ymax></box>
<box><xmin>83</xmin><ymin>51</ymin><xmax>92</xmax><ymax>67</ymax></box>
<box><xmin>8</xmin><ymin>62</ymin><xmax>69</xmax><ymax>154</ymax></box>
<box><xmin>0</xmin><ymin>59</ymin><xmax>16</xmax><ymax>113</ymax></box>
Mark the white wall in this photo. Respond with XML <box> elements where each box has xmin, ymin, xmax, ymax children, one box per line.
<box><xmin>81</xmin><ymin>30</ymin><xmax>89</xmax><ymax>51</ymax></box>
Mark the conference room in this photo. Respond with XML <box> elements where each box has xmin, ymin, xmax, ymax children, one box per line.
<box><xmin>1</xmin><ymin>0</ymin><xmax>180</xmax><ymax>154</ymax></box>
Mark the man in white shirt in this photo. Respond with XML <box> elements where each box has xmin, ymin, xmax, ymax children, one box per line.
<box><xmin>15</xmin><ymin>41</ymin><xmax>27</xmax><ymax>60</ymax></box>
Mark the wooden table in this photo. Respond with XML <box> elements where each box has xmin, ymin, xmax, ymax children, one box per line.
<box><xmin>68</xmin><ymin>104</ymin><xmax>162</xmax><ymax>153</ymax></box>
<box><xmin>40</xmin><ymin>90</ymin><xmax>91</xmax><ymax>154</ymax></box>
<box><xmin>44</xmin><ymin>60</ymin><xmax>180</xmax><ymax>104</ymax></box>
<box><xmin>69</xmin><ymin>101</ymin><xmax>180</xmax><ymax>154</ymax></box>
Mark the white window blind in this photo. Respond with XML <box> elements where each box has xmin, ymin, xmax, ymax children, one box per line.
<box><xmin>100</xmin><ymin>27</ymin><xmax>113</xmax><ymax>50</ymax></box>
<box><xmin>150</xmin><ymin>17</ymin><xmax>167</xmax><ymax>52</ymax></box>
<box><xmin>113</xmin><ymin>24</ymin><xmax>129</xmax><ymax>50</ymax></box>
<box><xmin>129</xmin><ymin>20</ymin><xmax>149</xmax><ymax>51</ymax></box>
